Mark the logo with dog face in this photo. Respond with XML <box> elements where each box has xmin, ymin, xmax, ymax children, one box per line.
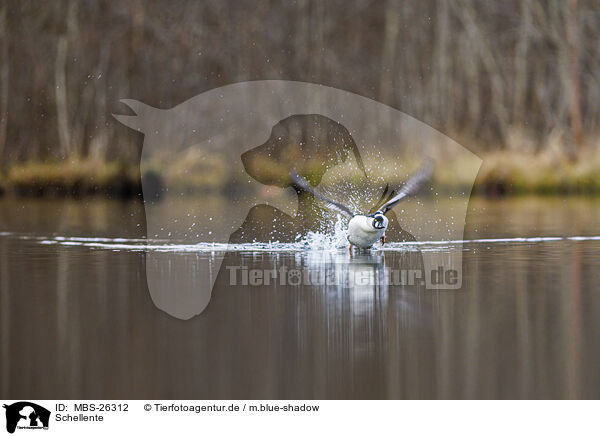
<box><xmin>3</xmin><ymin>402</ymin><xmax>50</xmax><ymax>433</ymax></box>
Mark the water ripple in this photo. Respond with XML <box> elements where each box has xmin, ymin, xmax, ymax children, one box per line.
<box><xmin>1</xmin><ymin>232</ymin><xmax>598</xmax><ymax>253</ymax></box>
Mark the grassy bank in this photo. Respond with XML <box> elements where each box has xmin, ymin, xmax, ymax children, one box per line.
<box><xmin>2</xmin><ymin>148</ymin><xmax>600</xmax><ymax>198</ymax></box>
<box><xmin>1</xmin><ymin>160</ymin><xmax>140</xmax><ymax>197</ymax></box>
<box><xmin>474</xmin><ymin>147</ymin><xmax>600</xmax><ymax>195</ymax></box>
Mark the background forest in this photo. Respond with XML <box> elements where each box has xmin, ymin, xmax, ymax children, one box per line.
<box><xmin>0</xmin><ymin>0</ymin><xmax>599</xmax><ymax>195</ymax></box>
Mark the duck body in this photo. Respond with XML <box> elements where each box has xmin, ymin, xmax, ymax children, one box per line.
<box><xmin>289</xmin><ymin>160</ymin><xmax>432</xmax><ymax>250</ymax></box>
<box><xmin>347</xmin><ymin>212</ymin><xmax>388</xmax><ymax>248</ymax></box>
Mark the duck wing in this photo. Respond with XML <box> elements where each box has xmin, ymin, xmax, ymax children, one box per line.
<box><xmin>378</xmin><ymin>160</ymin><xmax>433</xmax><ymax>214</ymax></box>
<box><xmin>290</xmin><ymin>171</ymin><xmax>355</xmax><ymax>219</ymax></box>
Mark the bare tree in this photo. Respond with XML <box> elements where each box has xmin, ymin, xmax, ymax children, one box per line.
<box><xmin>566</xmin><ymin>0</ymin><xmax>585</xmax><ymax>158</ymax></box>
<box><xmin>513</xmin><ymin>0</ymin><xmax>532</xmax><ymax>128</ymax></box>
<box><xmin>0</xmin><ymin>3</ymin><xmax>8</xmax><ymax>164</ymax></box>
<box><xmin>1</xmin><ymin>0</ymin><xmax>599</xmax><ymax>166</ymax></box>
<box><xmin>379</xmin><ymin>0</ymin><xmax>401</xmax><ymax>105</ymax></box>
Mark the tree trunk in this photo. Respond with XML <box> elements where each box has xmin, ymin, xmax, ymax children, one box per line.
<box><xmin>513</xmin><ymin>0</ymin><xmax>531</xmax><ymax>127</ymax></box>
<box><xmin>379</xmin><ymin>0</ymin><xmax>401</xmax><ymax>105</ymax></box>
<box><xmin>566</xmin><ymin>0</ymin><xmax>584</xmax><ymax>158</ymax></box>
<box><xmin>55</xmin><ymin>35</ymin><xmax>70</xmax><ymax>158</ymax></box>
<box><xmin>0</xmin><ymin>3</ymin><xmax>8</xmax><ymax>164</ymax></box>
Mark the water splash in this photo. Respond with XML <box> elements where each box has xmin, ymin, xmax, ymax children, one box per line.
<box><xmin>299</xmin><ymin>215</ymin><xmax>349</xmax><ymax>250</ymax></box>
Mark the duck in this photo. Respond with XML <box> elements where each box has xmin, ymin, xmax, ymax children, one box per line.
<box><xmin>290</xmin><ymin>160</ymin><xmax>432</xmax><ymax>249</ymax></box>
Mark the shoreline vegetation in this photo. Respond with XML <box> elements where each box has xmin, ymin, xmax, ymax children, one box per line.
<box><xmin>0</xmin><ymin>160</ymin><xmax>141</xmax><ymax>198</ymax></box>
<box><xmin>2</xmin><ymin>144</ymin><xmax>600</xmax><ymax>198</ymax></box>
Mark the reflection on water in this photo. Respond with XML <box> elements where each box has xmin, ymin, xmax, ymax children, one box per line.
<box><xmin>1</xmin><ymin>197</ymin><xmax>600</xmax><ymax>398</ymax></box>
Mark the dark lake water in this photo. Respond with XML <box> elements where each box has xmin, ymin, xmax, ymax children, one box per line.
<box><xmin>1</xmin><ymin>196</ymin><xmax>600</xmax><ymax>399</ymax></box>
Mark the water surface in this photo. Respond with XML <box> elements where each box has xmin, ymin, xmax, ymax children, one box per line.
<box><xmin>1</xmin><ymin>196</ymin><xmax>600</xmax><ymax>399</ymax></box>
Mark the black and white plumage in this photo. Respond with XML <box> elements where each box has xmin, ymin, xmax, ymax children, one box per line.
<box><xmin>290</xmin><ymin>160</ymin><xmax>433</xmax><ymax>248</ymax></box>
